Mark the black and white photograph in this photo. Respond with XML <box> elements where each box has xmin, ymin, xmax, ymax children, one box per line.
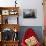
<box><xmin>23</xmin><ymin>9</ymin><xmax>36</xmax><ymax>18</ymax></box>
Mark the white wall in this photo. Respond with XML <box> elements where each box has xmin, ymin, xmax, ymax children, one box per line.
<box><xmin>0</xmin><ymin>0</ymin><xmax>43</xmax><ymax>26</ymax></box>
<box><xmin>18</xmin><ymin>0</ymin><xmax>44</xmax><ymax>26</ymax></box>
<box><xmin>0</xmin><ymin>0</ymin><xmax>15</xmax><ymax>7</ymax></box>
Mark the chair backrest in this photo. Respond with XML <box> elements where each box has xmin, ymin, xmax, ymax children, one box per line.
<box><xmin>23</xmin><ymin>28</ymin><xmax>36</xmax><ymax>41</ymax></box>
<box><xmin>21</xmin><ymin>28</ymin><xmax>36</xmax><ymax>46</ymax></box>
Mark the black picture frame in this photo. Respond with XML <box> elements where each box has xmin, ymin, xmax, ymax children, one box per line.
<box><xmin>23</xmin><ymin>9</ymin><xmax>36</xmax><ymax>18</ymax></box>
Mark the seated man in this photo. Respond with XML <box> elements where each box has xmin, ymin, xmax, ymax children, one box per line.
<box><xmin>21</xmin><ymin>28</ymin><xmax>41</xmax><ymax>46</ymax></box>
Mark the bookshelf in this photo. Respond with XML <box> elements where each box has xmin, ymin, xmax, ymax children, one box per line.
<box><xmin>0</xmin><ymin>7</ymin><xmax>19</xmax><ymax>46</ymax></box>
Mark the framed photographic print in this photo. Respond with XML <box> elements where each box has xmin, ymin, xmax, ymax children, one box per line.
<box><xmin>2</xmin><ymin>10</ymin><xmax>9</xmax><ymax>15</ymax></box>
<box><xmin>23</xmin><ymin>9</ymin><xmax>36</xmax><ymax>18</ymax></box>
<box><xmin>9</xmin><ymin>10</ymin><xmax>17</xmax><ymax>15</ymax></box>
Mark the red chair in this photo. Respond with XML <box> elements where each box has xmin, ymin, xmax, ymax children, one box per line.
<box><xmin>21</xmin><ymin>28</ymin><xmax>41</xmax><ymax>46</ymax></box>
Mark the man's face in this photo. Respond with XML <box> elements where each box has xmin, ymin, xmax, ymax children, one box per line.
<box><xmin>25</xmin><ymin>36</ymin><xmax>38</xmax><ymax>46</ymax></box>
